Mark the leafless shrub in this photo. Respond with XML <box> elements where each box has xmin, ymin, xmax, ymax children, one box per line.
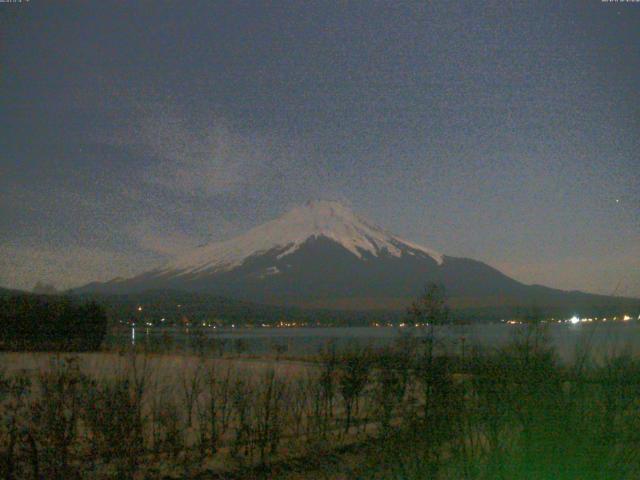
<box><xmin>336</xmin><ymin>345</ymin><xmax>372</xmax><ymax>434</ymax></box>
<box><xmin>288</xmin><ymin>376</ymin><xmax>312</xmax><ymax>439</ymax></box>
<box><xmin>233</xmin><ymin>338</ymin><xmax>249</xmax><ymax>356</ymax></box>
<box><xmin>180</xmin><ymin>359</ymin><xmax>204</xmax><ymax>427</ymax></box>
<box><xmin>301</xmin><ymin>370</ymin><xmax>327</xmax><ymax>445</ymax></box>
<box><xmin>0</xmin><ymin>371</ymin><xmax>33</xmax><ymax>480</ymax></box>
<box><xmin>253</xmin><ymin>368</ymin><xmax>288</xmax><ymax>464</ymax></box>
<box><xmin>271</xmin><ymin>342</ymin><xmax>288</xmax><ymax>360</ymax></box>
<box><xmin>211</xmin><ymin>338</ymin><xmax>227</xmax><ymax>358</ymax></box>
<box><xmin>373</xmin><ymin>346</ymin><xmax>411</xmax><ymax>435</ymax></box>
<box><xmin>196</xmin><ymin>361</ymin><xmax>234</xmax><ymax>458</ymax></box>
<box><xmin>80</xmin><ymin>375</ymin><xmax>142</xmax><ymax>477</ymax></box>
<box><xmin>30</xmin><ymin>356</ymin><xmax>86</xmax><ymax>479</ymax></box>
<box><xmin>317</xmin><ymin>342</ymin><xmax>338</xmax><ymax>438</ymax></box>
<box><xmin>157</xmin><ymin>400</ymin><xmax>185</xmax><ymax>460</ymax></box>
<box><xmin>230</xmin><ymin>373</ymin><xmax>255</xmax><ymax>460</ymax></box>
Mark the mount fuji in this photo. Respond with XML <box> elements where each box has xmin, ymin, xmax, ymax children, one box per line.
<box><xmin>78</xmin><ymin>201</ymin><xmax>638</xmax><ymax>312</ymax></box>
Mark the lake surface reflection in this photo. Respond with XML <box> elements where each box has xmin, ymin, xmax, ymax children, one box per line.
<box><xmin>111</xmin><ymin>322</ymin><xmax>640</xmax><ymax>362</ymax></box>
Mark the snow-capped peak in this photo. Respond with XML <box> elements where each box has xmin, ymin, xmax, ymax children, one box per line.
<box><xmin>163</xmin><ymin>200</ymin><xmax>443</xmax><ymax>274</ymax></box>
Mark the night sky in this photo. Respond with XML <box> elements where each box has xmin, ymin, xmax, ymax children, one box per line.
<box><xmin>1</xmin><ymin>1</ymin><xmax>639</xmax><ymax>296</ymax></box>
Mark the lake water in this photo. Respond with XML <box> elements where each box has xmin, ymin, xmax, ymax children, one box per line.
<box><xmin>113</xmin><ymin>321</ymin><xmax>640</xmax><ymax>362</ymax></box>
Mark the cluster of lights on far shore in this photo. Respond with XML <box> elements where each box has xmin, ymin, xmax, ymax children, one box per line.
<box><xmin>128</xmin><ymin>304</ymin><xmax>638</xmax><ymax>329</ymax></box>
<box><xmin>566</xmin><ymin>314</ymin><xmax>636</xmax><ymax>325</ymax></box>
<box><xmin>126</xmin><ymin>320</ymin><xmax>437</xmax><ymax>328</ymax></box>
<box><xmin>505</xmin><ymin>314</ymin><xmax>638</xmax><ymax>326</ymax></box>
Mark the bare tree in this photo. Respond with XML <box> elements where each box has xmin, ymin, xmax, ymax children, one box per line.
<box><xmin>336</xmin><ymin>346</ymin><xmax>371</xmax><ymax>434</ymax></box>
<box><xmin>180</xmin><ymin>359</ymin><xmax>204</xmax><ymax>427</ymax></box>
<box><xmin>408</xmin><ymin>283</ymin><xmax>450</xmax><ymax>362</ymax></box>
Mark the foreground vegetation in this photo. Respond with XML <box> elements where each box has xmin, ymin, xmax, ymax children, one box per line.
<box><xmin>1</xmin><ymin>320</ymin><xmax>639</xmax><ymax>479</ymax></box>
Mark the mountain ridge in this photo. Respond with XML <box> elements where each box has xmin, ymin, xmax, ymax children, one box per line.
<box><xmin>77</xmin><ymin>201</ymin><xmax>639</xmax><ymax>312</ymax></box>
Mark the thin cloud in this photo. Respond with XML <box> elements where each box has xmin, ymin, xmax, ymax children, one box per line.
<box><xmin>106</xmin><ymin>110</ymin><xmax>285</xmax><ymax>198</ymax></box>
<box><xmin>0</xmin><ymin>244</ymin><xmax>159</xmax><ymax>291</ymax></box>
<box><xmin>127</xmin><ymin>220</ymin><xmax>201</xmax><ymax>256</ymax></box>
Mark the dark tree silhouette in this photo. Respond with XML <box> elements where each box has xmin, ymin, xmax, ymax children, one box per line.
<box><xmin>408</xmin><ymin>283</ymin><xmax>450</xmax><ymax>358</ymax></box>
<box><xmin>0</xmin><ymin>294</ymin><xmax>107</xmax><ymax>351</ymax></box>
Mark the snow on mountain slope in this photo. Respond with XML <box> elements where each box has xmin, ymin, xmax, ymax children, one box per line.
<box><xmin>162</xmin><ymin>200</ymin><xmax>443</xmax><ymax>275</ymax></box>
